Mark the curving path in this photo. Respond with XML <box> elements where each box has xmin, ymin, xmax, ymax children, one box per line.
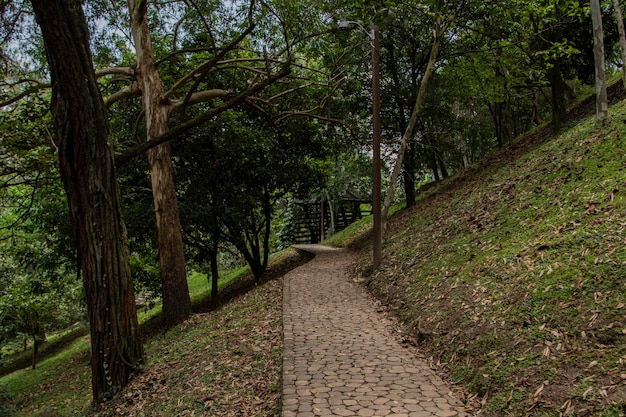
<box><xmin>282</xmin><ymin>244</ymin><xmax>471</xmax><ymax>417</ymax></box>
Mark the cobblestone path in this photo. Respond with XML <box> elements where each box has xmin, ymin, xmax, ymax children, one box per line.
<box><xmin>282</xmin><ymin>245</ymin><xmax>471</xmax><ymax>417</ymax></box>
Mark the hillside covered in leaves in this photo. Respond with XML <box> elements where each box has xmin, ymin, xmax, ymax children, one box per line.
<box><xmin>354</xmin><ymin>88</ymin><xmax>626</xmax><ymax>416</ymax></box>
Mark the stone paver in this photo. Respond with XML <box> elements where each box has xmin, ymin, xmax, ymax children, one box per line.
<box><xmin>283</xmin><ymin>245</ymin><xmax>471</xmax><ymax>417</ymax></box>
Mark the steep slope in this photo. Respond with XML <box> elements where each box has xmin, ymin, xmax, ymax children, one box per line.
<box><xmin>358</xmin><ymin>90</ymin><xmax>626</xmax><ymax>416</ymax></box>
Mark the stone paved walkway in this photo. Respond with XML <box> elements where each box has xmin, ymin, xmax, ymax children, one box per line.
<box><xmin>282</xmin><ymin>245</ymin><xmax>471</xmax><ymax>417</ymax></box>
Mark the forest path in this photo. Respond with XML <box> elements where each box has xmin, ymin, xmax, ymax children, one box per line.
<box><xmin>282</xmin><ymin>244</ymin><xmax>471</xmax><ymax>417</ymax></box>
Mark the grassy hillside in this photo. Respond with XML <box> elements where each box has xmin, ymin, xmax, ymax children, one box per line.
<box><xmin>0</xmin><ymin>248</ymin><xmax>309</xmax><ymax>416</ymax></box>
<box><xmin>353</xmin><ymin>92</ymin><xmax>626</xmax><ymax>416</ymax></box>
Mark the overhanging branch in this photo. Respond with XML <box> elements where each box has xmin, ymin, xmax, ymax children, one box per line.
<box><xmin>0</xmin><ymin>82</ymin><xmax>50</xmax><ymax>107</ymax></box>
<box><xmin>116</xmin><ymin>63</ymin><xmax>291</xmax><ymax>166</ymax></box>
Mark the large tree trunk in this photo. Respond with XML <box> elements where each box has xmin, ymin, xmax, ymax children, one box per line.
<box><xmin>30</xmin><ymin>0</ymin><xmax>143</xmax><ymax>403</ymax></box>
<box><xmin>128</xmin><ymin>0</ymin><xmax>192</xmax><ymax>327</ymax></box>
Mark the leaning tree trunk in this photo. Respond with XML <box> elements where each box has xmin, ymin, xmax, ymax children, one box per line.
<box><xmin>128</xmin><ymin>0</ymin><xmax>192</xmax><ymax>327</ymax></box>
<box><xmin>30</xmin><ymin>0</ymin><xmax>144</xmax><ymax>403</ymax></box>
<box><xmin>386</xmin><ymin>38</ymin><xmax>416</xmax><ymax>208</ymax></box>
<box><xmin>382</xmin><ymin>11</ymin><xmax>443</xmax><ymax>224</ymax></box>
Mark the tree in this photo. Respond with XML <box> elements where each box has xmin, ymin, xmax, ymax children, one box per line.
<box><xmin>0</xmin><ymin>275</ymin><xmax>54</xmax><ymax>369</ymax></box>
<box><xmin>379</xmin><ymin>4</ymin><xmax>439</xmax><ymax>207</ymax></box>
<box><xmin>533</xmin><ymin>0</ymin><xmax>591</xmax><ymax>129</ymax></box>
<box><xmin>613</xmin><ymin>0</ymin><xmax>626</xmax><ymax>88</ymax></box>
<box><xmin>592</xmin><ymin>0</ymin><xmax>608</xmax><ymax>121</ymax></box>
<box><xmin>126</xmin><ymin>0</ymin><xmax>192</xmax><ymax>327</ymax></box>
<box><xmin>29</xmin><ymin>0</ymin><xmax>143</xmax><ymax>403</ymax></box>
<box><xmin>95</xmin><ymin>0</ymin><xmax>293</xmax><ymax>327</ymax></box>
<box><xmin>0</xmin><ymin>181</ymin><xmax>83</xmax><ymax>370</ymax></box>
<box><xmin>382</xmin><ymin>2</ymin><xmax>458</xmax><ymax>223</ymax></box>
<box><xmin>176</xmin><ymin>107</ymin><xmax>327</xmax><ymax>283</ymax></box>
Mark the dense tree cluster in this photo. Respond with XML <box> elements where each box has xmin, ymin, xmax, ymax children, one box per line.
<box><xmin>0</xmin><ymin>0</ymin><xmax>622</xmax><ymax>404</ymax></box>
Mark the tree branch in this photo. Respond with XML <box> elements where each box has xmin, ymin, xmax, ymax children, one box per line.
<box><xmin>0</xmin><ymin>82</ymin><xmax>50</xmax><ymax>107</ymax></box>
<box><xmin>116</xmin><ymin>63</ymin><xmax>291</xmax><ymax>166</ymax></box>
<box><xmin>104</xmin><ymin>84</ymin><xmax>140</xmax><ymax>108</ymax></box>
<box><xmin>170</xmin><ymin>88</ymin><xmax>232</xmax><ymax>110</ymax></box>
<box><xmin>95</xmin><ymin>67</ymin><xmax>134</xmax><ymax>77</ymax></box>
<box><xmin>164</xmin><ymin>23</ymin><xmax>256</xmax><ymax>100</ymax></box>
<box><xmin>274</xmin><ymin>111</ymin><xmax>354</xmax><ymax>130</ymax></box>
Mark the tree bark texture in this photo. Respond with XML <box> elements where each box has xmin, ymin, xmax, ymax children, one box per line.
<box><xmin>30</xmin><ymin>0</ymin><xmax>144</xmax><ymax>403</ymax></box>
<box><xmin>128</xmin><ymin>0</ymin><xmax>192</xmax><ymax>327</ymax></box>
<box><xmin>591</xmin><ymin>0</ymin><xmax>608</xmax><ymax>121</ymax></box>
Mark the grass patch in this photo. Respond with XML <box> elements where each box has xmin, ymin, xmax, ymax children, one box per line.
<box><xmin>1</xmin><ymin>336</ymin><xmax>91</xmax><ymax>416</ymax></box>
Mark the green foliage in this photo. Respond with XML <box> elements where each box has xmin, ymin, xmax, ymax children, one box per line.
<box><xmin>324</xmin><ymin>151</ymin><xmax>374</xmax><ymax>202</ymax></box>
<box><xmin>275</xmin><ymin>200</ymin><xmax>298</xmax><ymax>250</ymax></box>
<box><xmin>0</xmin><ymin>82</ymin><xmax>81</xmax><ymax>361</ymax></box>
<box><xmin>129</xmin><ymin>251</ymin><xmax>160</xmax><ymax>302</ymax></box>
<box><xmin>2</xmin><ymin>0</ymin><xmax>625</xmax><ymax>414</ymax></box>
<box><xmin>174</xmin><ymin>107</ymin><xmax>328</xmax><ymax>279</ymax></box>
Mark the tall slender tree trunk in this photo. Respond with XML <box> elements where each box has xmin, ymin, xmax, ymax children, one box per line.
<box><xmin>128</xmin><ymin>0</ymin><xmax>192</xmax><ymax>327</ymax></box>
<box><xmin>30</xmin><ymin>0</ymin><xmax>143</xmax><ymax>403</ymax></box>
<box><xmin>386</xmin><ymin>38</ymin><xmax>416</xmax><ymax>208</ymax></box>
<box><xmin>591</xmin><ymin>0</ymin><xmax>608</xmax><ymax>121</ymax></box>
<box><xmin>549</xmin><ymin>4</ymin><xmax>568</xmax><ymax>131</ymax></box>
<box><xmin>403</xmin><ymin>142</ymin><xmax>417</xmax><ymax>207</ymax></box>
<box><xmin>488</xmin><ymin>102</ymin><xmax>504</xmax><ymax>148</ymax></box>
<box><xmin>438</xmin><ymin>153</ymin><xmax>449</xmax><ymax>179</ymax></box>
<box><xmin>210</xmin><ymin>251</ymin><xmax>219</xmax><ymax>305</ymax></box>
<box><xmin>210</xmin><ymin>213</ymin><xmax>220</xmax><ymax>305</ymax></box>
<box><xmin>613</xmin><ymin>0</ymin><xmax>626</xmax><ymax>88</ymax></box>
<box><xmin>430</xmin><ymin>153</ymin><xmax>440</xmax><ymax>181</ymax></box>
<box><xmin>550</xmin><ymin>61</ymin><xmax>567</xmax><ymax>130</ymax></box>
<box><xmin>31</xmin><ymin>336</ymin><xmax>38</xmax><ymax>370</ymax></box>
